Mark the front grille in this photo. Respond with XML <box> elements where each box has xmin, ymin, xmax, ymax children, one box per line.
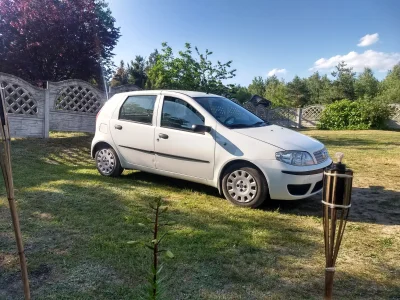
<box><xmin>313</xmin><ymin>148</ymin><xmax>329</xmax><ymax>164</ymax></box>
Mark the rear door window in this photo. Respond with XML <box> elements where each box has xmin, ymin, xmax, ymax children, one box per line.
<box><xmin>119</xmin><ymin>95</ymin><xmax>157</xmax><ymax>124</ymax></box>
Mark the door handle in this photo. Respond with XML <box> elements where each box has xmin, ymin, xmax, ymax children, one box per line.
<box><xmin>158</xmin><ymin>133</ymin><xmax>169</xmax><ymax>139</ymax></box>
<box><xmin>114</xmin><ymin>125</ymin><xmax>122</xmax><ymax>130</ymax></box>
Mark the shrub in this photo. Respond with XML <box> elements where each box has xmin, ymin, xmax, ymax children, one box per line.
<box><xmin>358</xmin><ymin>100</ymin><xmax>393</xmax><ymax>129</ymax></box>
<box><xmin>317</xmin><ymin>99</ymin><xmax>392</xmax><ymax>130</ymax></box>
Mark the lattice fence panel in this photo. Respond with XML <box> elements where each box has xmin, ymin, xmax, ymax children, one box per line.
<box><xmin>230</xmin><ymin>98</ymin><xmax>241</xmax><ymax>105</ymax></box>
<box><xmin>55</xmin><ymin>85</ymin><xmax>101</xmax><ymax>113</ymax></box>
<box><xmin>255</xmin><ymin>106</ymin><xmax>268</xmax><ymax>121</ymax></box>
<box><xmin>287</xmin><ymin>108</ymin><xmax>298</xmax><ymax>121</ymax></box>
<box><xmin>302</xmin><ymin>105</ymin><xmax>325</xmax><ymax>120</ymax></box>
<box><xmin>268</xmin><ymin>108</ymin><xmax>289</xmax><ymax>126</ymax></box>
<box><xmin>241</xmin><ymin>103</ymin><xmax>299</xmax><ymax>127</ymax></box>
<box><xmin>389</xmin><ymin>104</ymin><xmax>400</xmax><ymax>122</ymax></box>
<box><xmin>243</xmin><ymin>102</ymin><xmax>257</xmax><ymax>114</ymax></box>
<box><xmin>1</xmin><ymin>81</ymin><xmax>38</xmax><ymax>115</ymax></box>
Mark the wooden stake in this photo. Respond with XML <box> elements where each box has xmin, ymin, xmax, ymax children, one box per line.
<box><xmin>0</xmin><ymin>85</ymin><xmax>31</xmax><ymax>299</ymax></box>
<box><xmin>324</xmin><ymin>268</ymin><xmax>334</xmax><ymax>299</ymax></box>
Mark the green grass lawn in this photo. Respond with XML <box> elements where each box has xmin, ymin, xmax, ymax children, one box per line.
<box><xmin>0</xmin><ymin>130</ymin><xmax>399</xmax><ymax>299</ymax></box>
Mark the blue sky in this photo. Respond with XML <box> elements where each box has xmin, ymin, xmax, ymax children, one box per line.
<box><xmin>107</xmin><ymin>0</ymin><xmax>400</xmax><ymax>85</ymax></box>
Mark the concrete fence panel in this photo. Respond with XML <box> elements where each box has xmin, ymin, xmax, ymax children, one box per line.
<box><xmin>387</xmin><ymin>104</ymin><xmax>400</xmax><ymax>129</ymax></box>
<box><xmin>48</xmin><ymin>80</ymin><xmax>106</xmax><ymax>133</ymax></box>
<box><xmin>301</xmin><ymin>105</ymin><xmax>325</xmax><ymax>128</ymax></box>
<box><xmin>0</xmin><ymin>72</ymin><xmax>46</xmax><ymax>138</ymax></box>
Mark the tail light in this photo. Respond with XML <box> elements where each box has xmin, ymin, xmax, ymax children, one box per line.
<box><xmin>96</xmin><ymin>107</ymin><xmax>103</xmax><ymax>120</ymax></box>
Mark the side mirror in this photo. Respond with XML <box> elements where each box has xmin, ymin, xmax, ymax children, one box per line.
<box><xmin>192</xmin><ymin>124</ymin><xmax>211</xmax><ymax>133</ymax></box>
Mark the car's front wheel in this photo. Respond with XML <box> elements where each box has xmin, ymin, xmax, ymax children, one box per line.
<box><xmin>95</xmin><ymin>146</ymin><xmax>123</xmax><ymax>177</ymax></box>
<box><xmin>222</xmin><ymin>163</ymin><xmax>269</xmax><ymax>208</ymax></box>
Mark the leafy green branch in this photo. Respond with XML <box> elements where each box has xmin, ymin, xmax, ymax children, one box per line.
<box><xmin>128</xmin><ymin>197</ymin><xmax>174</xmax><ymax>300</ymax></box>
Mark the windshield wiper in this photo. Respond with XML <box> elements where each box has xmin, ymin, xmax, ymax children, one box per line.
<box><xmin>228</xmin><ymin>121</ymin><xmax>268</xmax><ymax>129</ymax></box>
<box><xmin>251</xmin><ymin>121</ymin><xmax>267</xmax><ymax>127</ymax></box>
<box><xmin>228</xmin><ymin>123</ymin><xmax>251</xmax><ymax>129</ymax></box>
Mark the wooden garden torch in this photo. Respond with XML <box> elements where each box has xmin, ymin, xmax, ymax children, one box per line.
<box><xmin>322</xmin><ymin>152</ymin><xmax>353</xmax><ymax>300</ymax></box>
<box><xmin>0</xmin><ymin>84</ymin><xmax>31</xmax><ymax>299</ymax></box>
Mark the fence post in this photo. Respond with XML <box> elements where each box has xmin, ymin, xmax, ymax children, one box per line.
<box><xmin>296</xmin><ymin>108</ymin><xmax>302</xmax><ymax>129</ymax></box>
<box><xmin>44</xmin><ymin>82</ymin><xmax>50</xmax><ymax>138</ymax></box>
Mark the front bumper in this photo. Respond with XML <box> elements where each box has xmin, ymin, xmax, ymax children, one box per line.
<box><xmin>255</xmin><ymin>159</ymin><xmax>332</xmax><ymax>200</ymax></box>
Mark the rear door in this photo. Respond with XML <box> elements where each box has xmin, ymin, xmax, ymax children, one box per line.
<box><xmin>110</xmin><ymin>93</ymin><xmax>159</xmax><ymax>169</ymax></box>
<box><xmin>154</xmin><ymin>94</ymin><xmax>216</xmax><ymax>179</ymax></box>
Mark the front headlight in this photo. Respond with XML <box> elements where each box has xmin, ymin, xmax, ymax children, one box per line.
<box><xmin>275</xmin><ymin>150</ymin><xmax>315</xmax><ymax>166</ymax></box>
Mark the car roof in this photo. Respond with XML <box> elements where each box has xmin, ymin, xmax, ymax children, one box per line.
<box><xmin>113</xmin><ymin>90</ymin><xmax>221</xmax><ymax>98</ymax></box>
<box><xmin>168</xmin><ymin>90</ymin><xmax>220</xmax><ymax>98</ymax></box>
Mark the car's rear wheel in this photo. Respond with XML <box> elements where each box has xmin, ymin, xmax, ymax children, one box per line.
<box><xmin>222</xmin><ymin>163</ymin><xmax>269</xmax><ymax>208</ymax></box>
<box><xmin>95</xmin><ymin>146</ymin><xmax>123</xmax><ymax>177</ymax></box>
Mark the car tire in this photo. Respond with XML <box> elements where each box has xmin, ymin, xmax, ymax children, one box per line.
<box><xmin>95</xmin><ymin>146</ymin><xmax>123</xmax><ymax>177</ymax></box>
<box><xmin>222</xmin><ymin>163</ymin><xmax>269</xmax><ymax>208</ymax></box>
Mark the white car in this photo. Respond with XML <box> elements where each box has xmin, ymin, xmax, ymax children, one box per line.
<box><xmin>91</xmin><ymin>90</ymin><xmax>332</xmax><ymax>208</ymax></box>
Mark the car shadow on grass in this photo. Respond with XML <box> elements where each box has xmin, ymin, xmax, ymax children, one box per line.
<box><xmin>68</xmin><ymin>169</ymin><xmax>400</xmax><ymax>227</ymax></box>
<box><xmin>122</xmin><ymin>171</ymin><xmax>400</xmax><ymax>226</ymax></box>
<box><xmin>123</xmin><ymin>170</ymin><xmax>221</xmax><ymax>197</ymax></box>
<box><xmin>263</xmin><ymin>186</ymin><xmax>400</xmax><ymax>226</ymax></box>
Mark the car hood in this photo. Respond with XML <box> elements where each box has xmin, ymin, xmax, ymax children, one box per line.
<box><xmin>233</xmin><ymin>125</ymin><xmax>324</xmax><ymax>152</ymax></box>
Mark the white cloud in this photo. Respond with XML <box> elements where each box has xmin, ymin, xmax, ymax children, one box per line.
<box><xmin>309</xmin><ymin>50</ymin><xmax>400</xmax><ymax>73</ymax></box>
<box><xmin>267</xmin><ymin>68</ymin><xmax>287</xmax><ymax>77</ymax></box>
<box><xmin>357</xmin><ymin>33</ymin><xmax>379</xmax><ymax>47</ymax></box>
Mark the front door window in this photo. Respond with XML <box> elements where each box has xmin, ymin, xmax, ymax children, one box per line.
<box><xmin>161</xmin><ymin>96</ymin><xmax>204</xmax><ymax>131</ymax></box>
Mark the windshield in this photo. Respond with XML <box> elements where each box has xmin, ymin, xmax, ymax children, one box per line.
<box><xmin>194</xmin><ymin>97</ymin><xmax>269</xmax><ymax>129</ymax></box>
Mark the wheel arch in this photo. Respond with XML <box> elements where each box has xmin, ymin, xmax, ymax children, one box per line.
<box><xmin>91</xmin><ymin>141</ymin><xmax>115</xmax><ymax>158</ymax></box>
<box><xmin>217</xmin><ymin>159</ymin><xmax>270</xmax><ymax>195</ymax></box>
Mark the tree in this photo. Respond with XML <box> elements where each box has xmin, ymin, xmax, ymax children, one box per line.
<box><xmin>0</xmin><ymin>0</ymin><xmax>120</xmax><ymax>85</ymax></box>
<box><xmin>147</xmin><ymin>49</ymin><xmax>159</xmax><ymax>71</ymax></box>
<box><xmin>331</xmin><ymin>61</ymin><xmax>356</xmax><ymax>100</ymax></box>
<box><xmin>196</xmin><ymin>46</ymin><xmax>236</xmax><ymax>95</ymax></box>
<box><xmin>378</xmin><ymin>64</ymin><xmax>400</xmax><ymax>103</ymax></box>
<box><xmin>230</xmin><ymin>85</ymin><xmax>252</xmax><ymax>103</ymax></box>
<box><xmin>306</xmin><ymin>72</ymin><xmax>324</xmax><ymax>104</ymax></box>
<box><xmin>146</xmin><ymin>42</ymin><xmax>236</xmax><ymax>96</ymax></box>
<box><xmin>248</xmin><ymin>76</ymin><xmax>266</xmax><ymax>97</ymax></box>
<box><xmin>128</xmin><ymin>56</ymin><xmax>148</xmax><ymax>89</ymax></box>
<box><xmin>264</xmin><ymin>75</ymin><xmax>290</xmax><ymax>106</ymax></box>
<box><xmin>286</xmin><ymin>75</ymin><xmax>310</xmax><ymax>107</ymax></box>
<box><xmin>110</xmin><ymin>51</ymin><xmax>159</xmax><ymax>89</ymax></box>
<box><xmin>110</xmin><ymin>60</ymin><xmax>129</xmax><ymax>87</ymax></box>
<box><xmin>319</xmin><ymin>75</ymin><xmax>337</xmax><ymax>104</ymax></box>
<box><xmin>354</xmin><ymin>68</ymin><xmax>379</xmax><ymax>99</ymax></box>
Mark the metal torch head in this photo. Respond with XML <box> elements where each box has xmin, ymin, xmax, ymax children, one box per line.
<box><xmin>322</xmin><ymin>153</ymin><xmax>353</xmax><ymax>209</ymax></box>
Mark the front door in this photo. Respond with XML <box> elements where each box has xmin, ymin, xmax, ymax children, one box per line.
<box><xmin>154</xmin><ymin>95</ymin><xmax>216</xmax><ymax>180</ymax></box>
<box><xmin>110</xmin><ymin>94</ymin><xmax>158</xmax><ymax>169</ymax></box>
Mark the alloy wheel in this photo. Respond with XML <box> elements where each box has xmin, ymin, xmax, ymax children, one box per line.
<box><xmin>96</xmin><ymin>149</ymin><xmax>116</xmax><ymax>175</ymax></box>
<box><xmin>226</xmin><ymin>170</ymin><xmax>258</xmax><ymax>203</ymax></box>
